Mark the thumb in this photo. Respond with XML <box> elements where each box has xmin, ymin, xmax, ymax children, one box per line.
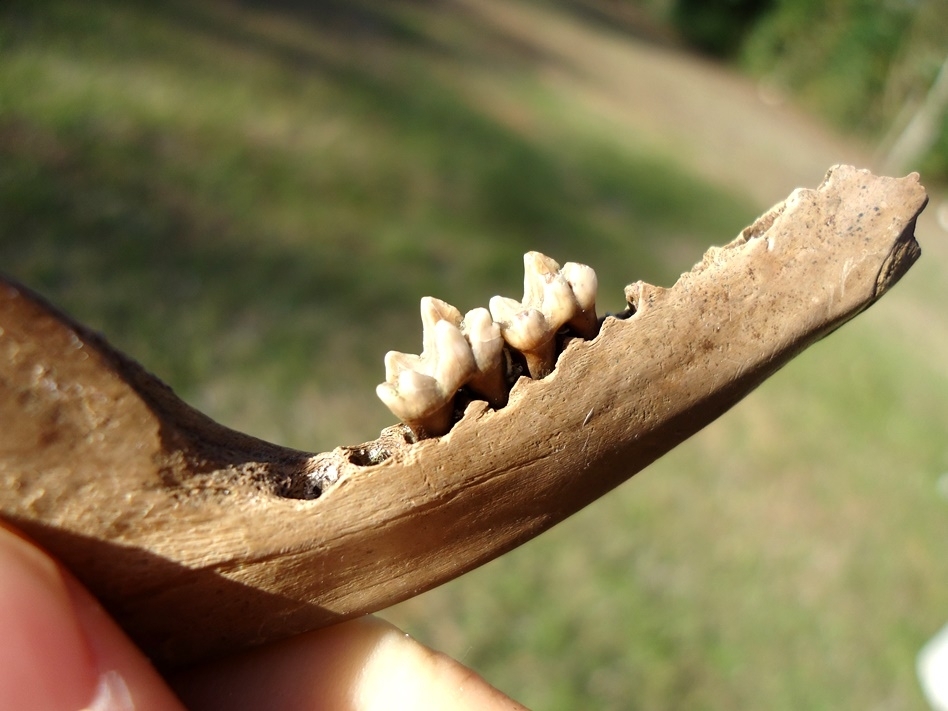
<box><xmin>0</xmin><ymin>524</ymin><xmax>184</xmax><ymax>711</ymax></box>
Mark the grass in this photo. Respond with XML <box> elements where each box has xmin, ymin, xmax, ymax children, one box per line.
<box><xmin>2</xmin><ymin>1</ymin><xmax>946</xmax><ymax>709</ymax></box>
<box><xmin>0</xmin><ymin>0</ymin><xmax>750</xmax><ymax>450</ymax></box>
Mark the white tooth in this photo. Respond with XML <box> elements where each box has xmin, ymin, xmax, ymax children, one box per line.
<box><xmin>375</xmin><ymin>371</ymin><xmax>437</xmax><ymax>421</ymax></box>
<box><xmin>377</xmin><ymin>369</ymin><xmax>454</xmax><ymax>438</ymax></box>
<box><xmin>395</xmin><ymin>369</ymin><xmax>443</xmax><ymax>410</ymax></box>
<box><xmin>562</xmin><ymin>262</ymin><xmax>597</xmax><ymax>311</ymax></box>
<box><xmin>462</xmin><ymin>308</ymin><xmax>502</xmax><ymax>370</ymax></box>
<box><xmin>540</xmin><ymin>274</ymin><xmax>575</xmax><ymax>331</ymax></box>
<box><xmin>383</xmin><ymin>351</ymin><xmax>421</xmax><ymax>380</ymax></box>
<box><xmin>462</xmin><ymin>307</ymin><xmax>507</xmax><ymax>408</ymax></box>
<box><xmin>421</xmin><ymin>296</ymin><xmax>463</xmax><ymax>326</ymax></box>
<box><xmin>523</xmin><ymin>251</ymin><xmax>561</xmax><ymax>305</ymax></box>
<box><xmin>492</xmin><ymin>304</ymin><xmax>548</xmax><ymax>354</ymax></box>
<box><xmin>377</xmin><ymin>298</ymin><xmax>477</xmax><ymax>439</ymax></box>
<box><xmin>562</xmin><ymin>261</ymin><xmax>599</xmax><ymax>338</ymax></box>
<box><xmin>432</xmin><ymin>319</ymin><xmax>477</xmax><ymax>392</ymax></box>
<box><xmin>488</xmin><ymin>295</ymin><xmax>525</xmax><ymax>326</ymax></box>
<box><xmin>490</xmin><ymin>295</ymin><xmax>554</xmax><ymax>378</ymax></box>
<box><xmin>420</xmin><ymin>297</ymin><xmax>462</xmax><ymax>354</ymax></box>
<box><xmin>379</xmin><ymin>254</ymin><xmax>599</xmax><ymax>436</ymax></box>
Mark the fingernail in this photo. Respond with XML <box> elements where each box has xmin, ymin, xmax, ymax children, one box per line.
<box><xmin>82</xmin><ymin>669</ymin><xmax>134</xmax><ymax>711</ymax></box>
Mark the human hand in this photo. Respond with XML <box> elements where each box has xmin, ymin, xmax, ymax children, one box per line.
<box><xmin>0</xmin><ymin>524</ymin><xmax>526</xmax><ymax>710</ymax></box>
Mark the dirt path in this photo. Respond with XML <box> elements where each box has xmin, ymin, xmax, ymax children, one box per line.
<box><xmin>461</xmin><ymin>0</ymin><xmax>873</xmax><ymax>208</ymax></box>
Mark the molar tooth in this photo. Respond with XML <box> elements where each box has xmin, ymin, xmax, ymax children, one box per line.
<box><xmin>461</xmin><ymin>307</ymin><xmax>507</xmax><ymax>408</ymax></box>
<box><xmin>561</xmin><ymin>261</ymin><xmax>599</xmax><ymax>338</ymax></box>
<box><xmin>521</xmin><ymin>252</ymin><xmax>598</xmax><ymax>336</ymax></box>
<box><xmin>431</xmin><ymin>319</ymin><xmax>477</xmax><ymax>390</ymax></box>
<box><xmin>495</xmin><ymin>251</ymin><xmax>601</xmax><ymax>379</ymax></box>
<box><xmin>489</xmin><ymin>296</ymin><xmax>556</xmax><ymax>379</ymax></box>
<box><xmin>376</xmin><ymin>369</ymin><xmax>439</xmax><ymax>420</ymax></box>
<box><xmin>376</xmin><ymin>297</ymin><xmax>477</xmax><ymax>439</ymax></box>
<box><xmin>376</xmin><ymin>370</ymin><xmax>453</xmax><ymax>439</ymax></box>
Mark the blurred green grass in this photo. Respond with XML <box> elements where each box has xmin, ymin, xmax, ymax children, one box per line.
<box><xmin>0</xmin><ymin>0</ymin><xmax>751</xmax><ymax>450</ymax></box>
<box><xmin>2</xmin><ymin>1</ymin><xmax>946</xmax><ymax>709</ymax></box>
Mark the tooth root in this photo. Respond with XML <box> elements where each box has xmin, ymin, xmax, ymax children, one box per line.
<box><xmin>521</xmin><ymin>338</ymin><xmax>557</xmax><ymax>379</ymax></box>
<box><xmin>467</xmin><ymin>368</ymin><xmax>508</xmax><ymax>408</ymax></box>
<box><xmin>568</xmin><ymin>311</ymin><xmax>599</xmax><ymax>340</ymax></box>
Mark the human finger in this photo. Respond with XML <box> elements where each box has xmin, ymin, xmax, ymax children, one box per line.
<box><xmin>0</xmin><ymin>524</ymin><xmax>185</xmax><ymax>711</ymax></box>
<box><xmin>173</xmin><ymin>615</ymin><xmax>528</xmax><ymax>711</ymax></box>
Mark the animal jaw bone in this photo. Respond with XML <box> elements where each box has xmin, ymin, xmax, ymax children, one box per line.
<box><xmin>0</xmin><ymin>166</ymin><xmax>927</xmax><ymax>668</ymax></box>
<box><xmin>377</xmin><ymin>252</ymin><xmax>601</xmax><ymax>435</ymax></box>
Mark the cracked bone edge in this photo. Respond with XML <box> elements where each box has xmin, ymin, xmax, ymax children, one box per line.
<box><xmin>376</xmin><ymin>298</ymin><xmax>477</xmax><ymax>438</ymax></box>
<box><xmin>460</xmin><ymin>307</ymin><xmax>508</xmax><ymax>408</ymax></box>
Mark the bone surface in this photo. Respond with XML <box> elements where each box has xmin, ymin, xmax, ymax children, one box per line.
<box><xmin>0</xmin><ymin>166</ymin><xmax>927</xmax><ymax>668</ymax></box>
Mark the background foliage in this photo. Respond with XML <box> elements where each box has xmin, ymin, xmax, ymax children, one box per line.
<box><xmin>663</xmin><ymin>0</ymin><xmax>948</xmax><ymax>180</ymax></box>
